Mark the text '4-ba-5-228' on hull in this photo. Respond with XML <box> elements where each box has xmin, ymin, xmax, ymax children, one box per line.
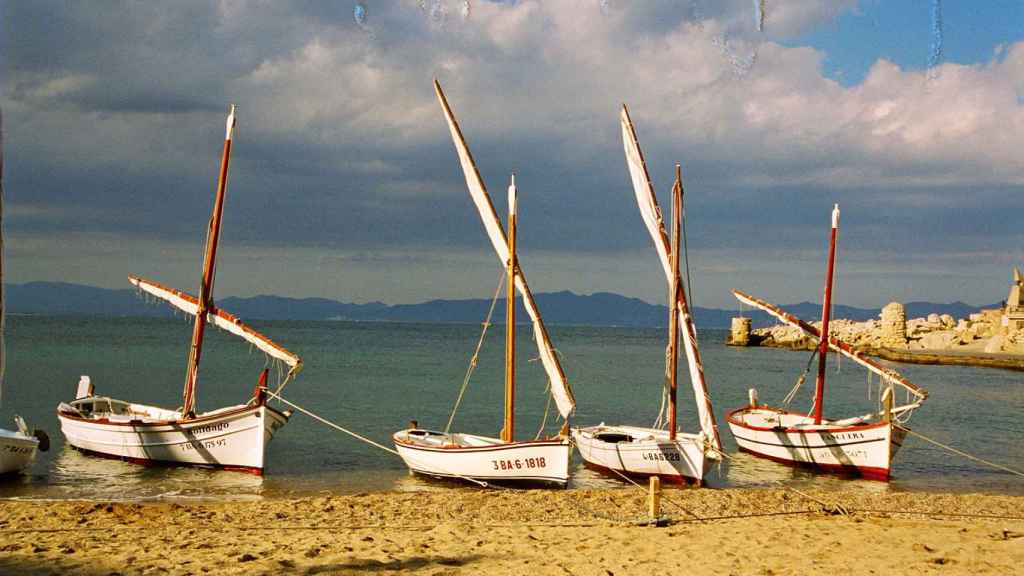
<box><xmin>572</xmin><ymin>105</ymin><xmax>722</xmax><ymax>486</ymax></box>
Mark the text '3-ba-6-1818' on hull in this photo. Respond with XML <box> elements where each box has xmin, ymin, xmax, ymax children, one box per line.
<box><xmin>394</xmin><ymin>430</ymin><xmax>571</xmax><ymax>486</ymax></box>
<box><xmin>55</xmin><ymin>106</ymin><xmax>303</xmax><ymax>475</ymax></box>
<box><xmin>393</xmin><ymin>80</ymin><xmax>577</xmax><ymax>488</ymax></box>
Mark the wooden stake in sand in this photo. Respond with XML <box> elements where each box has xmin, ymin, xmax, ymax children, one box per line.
<box><xmin>649</xmin><ymin>476</ymin><xmax>661</xmax><ymax>520</ymax></box>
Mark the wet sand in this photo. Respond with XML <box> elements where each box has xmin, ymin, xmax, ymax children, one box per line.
<box><xmin>1</xmin><ymin>488</ymin><xmax>1022</xmax><ymax>575</ymax></box>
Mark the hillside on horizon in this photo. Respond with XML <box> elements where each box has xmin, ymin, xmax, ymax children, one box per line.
<box><xmin>4</xmin><ymin>281</ymin><xmax>998</xmax><ymax>330</ymax></box>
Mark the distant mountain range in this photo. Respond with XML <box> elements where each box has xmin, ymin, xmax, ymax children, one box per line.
<box><xmin>4</xmin><ymin>281</ymin><xmax>997</xmax><ymax>329</ymax></box>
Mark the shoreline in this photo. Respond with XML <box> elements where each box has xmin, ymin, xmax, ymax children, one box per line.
<box><xmin>733</xmin><ymin>336</ymin><xmax>1024</xmax><ymax>372</ymax></box>
<box><xmin>1</xmin><ymin>488</ymin><xmax>1021</xmax><ymax>574</ymax></box>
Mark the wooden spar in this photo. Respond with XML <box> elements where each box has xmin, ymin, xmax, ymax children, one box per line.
<box><xmin>731</xmin><ymin>289</ymin><xmax>928</xmax><ymax>401</ymax></box>
<box><xmin>619</xmin><ymin>105</ymin><xmax>721</xmax><ymax>450</ymax></box>
<box><xmin>503</xmin><ymin>175</ymin><xmax>517</xmax><ymax>443</ymax></box>
<box><xmin>813</xmin><ymin>204</ymin><xmax>840</xmax><ymax>425</ymax></box>
<box><xmin>182</xmin><ymin>105</ymin><xmax>236</xmax><ymax>418</ymax></box>
<box><xmin>433</xmin><ymin>80</ymin><xmax>575</xmax><ymax>418</ymax></box>
<box><xmin>667</xmin><ymin>166</ymin><xmax>682</xmax><ymax>440</ymax></box>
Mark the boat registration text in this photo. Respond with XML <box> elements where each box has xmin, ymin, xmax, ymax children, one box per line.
<box><xmin>492</xmin><ymin>457</ymin><xmax>546</xmax><ymax>471</ymax></box>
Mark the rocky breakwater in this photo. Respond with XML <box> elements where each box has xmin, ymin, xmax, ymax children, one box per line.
<box><xmin>743</xmin><ymin>302</ymin><xmax>1024</xmax><ymax>371</ymax></box>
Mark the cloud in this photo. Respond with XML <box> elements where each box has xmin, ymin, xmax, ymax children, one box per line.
<box><xmin>1</xmin><ymin>0</ymin><xmax>1022</xmax><ymax>306</ymax></box>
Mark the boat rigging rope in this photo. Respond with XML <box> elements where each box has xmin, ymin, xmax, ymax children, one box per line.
<box><xmin>901</xmin><ymin>426</ymin><xmax>1024</xmax><ymax>478</ymax></box>
<box><xmin>782</xmin><ymin>348</ymin><xmax>818</xmax><ymax>408</ymax></box>
<box><xmin>444</xmin><ymin>274</ymin><xmax>505</xmax><ymax>435</ymax></box>
<box><xmin>534</xmin><ymin>381</ymin><xmax>552</xmax><ymax>440</ymax></box>
<box><xmin>265</xmin><ymin>390</ymin><xmax>490</xmax><ymax>488</ymax></box>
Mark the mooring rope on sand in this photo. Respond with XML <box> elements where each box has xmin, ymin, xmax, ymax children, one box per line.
<box><xmin>266</xmin><ymin>390</ymin><xmax>490</xmax><ymax>488</ymax></box>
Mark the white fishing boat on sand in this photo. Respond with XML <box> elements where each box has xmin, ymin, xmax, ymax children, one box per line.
<box><xmin>393</xmin><ymin>81</ymin><xmax>576</xmax><ymax>486</ymax></box>
<box><xmin>727</xmin><ymin>205</ymin><xmax>928</xmax><ymax>481</ymax></box>
<box><xmin>57</xmin><ymin>106</ymin><xmax>301</xmax><ymax>474</ymax></box>
<box><xmin>0</xmin><ymin>109</ymin><xmax>48</xmax><ymax>476</ymax></box>
<box><xmin>572</xmin><ymin>105</ymin><xmax>722</xmax><ymax>485</ymax></box>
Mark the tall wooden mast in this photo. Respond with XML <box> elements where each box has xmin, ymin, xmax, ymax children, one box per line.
<box><xmin>667</xmin><ymin>166</ymin><xmax>682</xmax><ymax>440</ymax></box>
<box><xmin>813</xmin><ymin>203</ymin><xmax>840</xmax><ymax>425</ymax></box>
<box><xmin>503</xmin><ymin>175</ymin><xmax>517</xmax><ymax>443</ymax></box>
<box><xmin>182</xmin><ymin>105</ymin><xmax>237</xmax><ymax>418</ymax></box>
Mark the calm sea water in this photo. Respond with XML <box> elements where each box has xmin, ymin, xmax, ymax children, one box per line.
<box><xmin>0</xmin><ymin>315</ymin><xmax>1021</xmax><ymax>500</ymax></box>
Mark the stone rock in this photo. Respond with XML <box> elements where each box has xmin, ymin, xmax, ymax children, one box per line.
<box><xmin>927</xmin><ymin>313</ymin><xmax>941</xmax><ymax>325</ymax></box>
<box><xmin>970</xmin><ymin>313</ymin><xmax>984</xmax><ymax>322</ymax></box>
<box><xmin>984</xmin><ymin>335</ymin><xmax>1006</xmax><ymax>354</ymax></box>
<box><xmin>917</xmin><ymin>331</ymin><xmax>958</xmax><ymax>350</ymax></box>
<box><xmin>880</xmin><ymin>302</ymin><xmax>907</xmax><ymax>348</ymax></box>
<box><xmin>940</xmin><ymin>314</ymin><xmax>955</xmax><ymax>328</ymax></box>
<box><xmin>729</xmin><ymin>317</ymin><xmax>752</xmax><ymax>346</ymax></box>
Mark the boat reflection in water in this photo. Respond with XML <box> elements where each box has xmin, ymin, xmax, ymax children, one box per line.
<box><xmin>50</xmin><ymin>446</ymin><xmax>264</xmax><ymax>502</ymax></box>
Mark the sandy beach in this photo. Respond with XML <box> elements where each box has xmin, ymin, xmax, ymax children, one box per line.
<box><xmin>1</xmin><ymin>487</ymin><xmax>1021</xmax><ymax>575</ymax></box>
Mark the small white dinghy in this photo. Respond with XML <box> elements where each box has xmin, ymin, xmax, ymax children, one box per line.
<box><xmin>0</xmin><ymin>417</ymin><xmax>43</xmax><ymax>476</ymax></box>
<box><xmin>727</xmin><ymin>206</ymin><xmax>928</xmax><ymax>481</ymax></box>
<box><xmin>393</xmin><ymin>81</ymin><xmax>576</xmax><ymax>487</ymax></box>
<box><xmin>0</xmin><ymin>109</ymin><xmax>47</xmax><ymax>476</ymax></box>
<box><xmin>572</xmin><ymin>106</ymin><xmax>722</xmax><ymax>485</ymax></box>
<box><xmin>56</xmin><ymin>106</ymin><xmax>301</xmax><ymax>474</ymax></box>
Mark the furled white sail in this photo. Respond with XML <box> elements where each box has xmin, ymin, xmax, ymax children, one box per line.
<box><xmin>129</xmin><ymin>276</ymin><xmax>303</xmax><ymax>375</ymax></box>
<box><xmin>434</xmin><ymin>80</ymin><xmax>575</xmax><ymax>419</ymax></box>
<box><xmin>620</xmin><ymin>105</ymin><xmax>721</xmax><ymax>450</ymax></box>
<box><xmin>733</xmin><ymin>289</ymin><xmax>928</xmax><ymax>403</ymax></box>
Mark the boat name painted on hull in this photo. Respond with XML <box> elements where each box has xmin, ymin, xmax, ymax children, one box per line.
<box><xmin>190</xmin><ymin>422</ymin><xmax>230</xmax><ymax>435</ymax></box>
<box><xmin>3</xmin><ymin>445</ymin><xmax>34</xmax><ymax>455</ymax></box>
<box><xmin>642</xmin><ymin>452</ymin><xmax>681</xmax><ymax>461</ymax></box>
<box><xmin>820</xmin><ymin>431</ymin><xmax>866</xmax><ymax>441</ymax></box>
<box><xmin>492</xmin><ymin>457</ymin><xmax>547</xmax><ymax>471</ymax></box>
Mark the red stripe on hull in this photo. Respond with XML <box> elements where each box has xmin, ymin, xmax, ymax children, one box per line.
<box><xmin>581</xmin><ymin>460</ymin><xmax>703</xmax><ymax>487</ymax></box>
<box><xmin>68</xmin><ymin>445</ymin><xmax>264</xmax><ymax>476</ymax></box>
<box><xmin>735</xmin><ymin>445</ymin><xmax>890</xmax><ymax>481</ymax></box>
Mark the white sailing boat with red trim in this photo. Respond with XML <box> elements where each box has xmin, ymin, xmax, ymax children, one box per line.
<box><xmin>727</xmin><ymin>205</ymin><xmax>928</xmax><ymax>481</ymax></box>
<box><xmin>56</xmin><ymin>106</ymin><xmax>302</xmax><ymax>474</ymax></box>
<box><xmin>0</xmin><ymin>109</ymin><xmax>48</xmax><ymax>475</ymax></box>
<box><xmin>392</xmin><ymin>81</ymin><xmax>576</xmax><ymax>486</ymax></box>
<box><xmin>572</xmin><ymin>105</ymin><xmax>722</xmax><ymax>485</ymax></box>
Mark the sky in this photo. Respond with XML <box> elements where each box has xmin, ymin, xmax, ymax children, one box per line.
<box><xmin>1</xmin><ymin>0</ymin><xmax>1022</xmax><ymax>309</ymax></box>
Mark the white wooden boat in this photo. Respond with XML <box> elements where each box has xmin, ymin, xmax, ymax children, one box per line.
<box><xmin>727</xmin><ymin>206</ymin><xmax>928</xmax><ymax>481</ymax></box>
<box><xmin>393</xmin><ymin>81</ymin><xmax>576</xmax><ymax>487</ymax></box>
<box><xmin>0</xmin><ymin>109</ymin><xmax>46</xmax><ymax>476</ymax></box>
<box><xmin>58</xmin><ymin>392</ymin><xmax>289</xmax><ymax>473</ymax></box>
<box><xmin>572</xmin><ymin>105</ymin><xmax>722</xmax><ymax>485</ymax></box>
<box><xmin>394</xmin><ymin>431</ymin><xmax>571</xmax><ymax>485</ymax></box>
<box><xmin>56</xmin><ymin>106</ymin><xmax>302</xmax><ymax>475</ymax></box>
<box><xmin>0</xmin><ymin>418</ymin><xmax>42</xmax><ymax>476</ymax></box>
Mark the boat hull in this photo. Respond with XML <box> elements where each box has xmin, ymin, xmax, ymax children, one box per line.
<box><xmin>572</xmin><ymin>425</ymin><xmax>709</xmax><ymax>485</ymax></box>
<box><xmin>727</xmin><ymin>407</ymin><xmax>904</xmax><ymax>481</ymax></box>
<box><xmin>0</xmin><ymin>429</ymin><xmax>39</xmax><ymax>476</ymax></box>
<box><xmin>394</xmin><ymin>429</ymin><xmax>571</xmax><ymax>486</ymax></box>
<box><xmin>58</xmin><ymin>403</ymin><xmax>290</xmax><ymax>474</ymax></box>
